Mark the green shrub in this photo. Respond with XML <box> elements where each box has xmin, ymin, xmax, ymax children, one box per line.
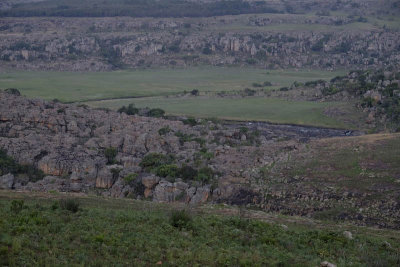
<box><xmin>4</xmin><ymin>88</ymin><xmax>21</xmax><ymax>96</ymax></box>
<box><xmin>263</xmin><ymin>81</ymin><xmax>272</xmax><ymax>86</ymax></box>
<box><xmin>321</xmin><ymin>85</ymin><xmax>341</xmax><ymax>96</ymax></box>
<box><xmin>252</xmin><ymin>82</ymin><xmax>263</xmax><ymax>88</ymax></box>
<box><xmin>0</xmin><ymin>149</ymin><xmax>44</xmax><ymax>182</ymax></box>
<box><xmin>148</xmin><ymin>108</ymin><xmax>165</xmax><ymax>118</ymax></box>
<box><xmin>196</xmin><ymin>167</ymin><xmax>215</xmax><ymax>184</ymax></box>
<box><xmin>155</xmin><ymin>164</ymin><xmax>179</xmax><ymax>178</ymax></box>
<box><xmin>104</xmin><ymin>147</ymin><xmax>117</xmax><ymax>165</ymax></box>
<box><xmin>123</xmin><ymin>173</ymin><xmax>138</xmax><ymax>185</ymax></box>
<box><xmin>170</xmin><ymin>210</ymin><xmax>193</xmax><ymax>230</ymax></box>
<box><xmin>118</xmin><ymin>104</ymin><xmax>138</xmax><ymax>115</ymax></box>
<box><xmin>158</xmin><ymin>126</ymin><xmax>171</xmax><ymax>136</ymax></box>
<box><xmin>0</xmin><ymin>149</ymin><xmax>19</xmax><ymax>176</ymax></box>
<box><xmin>178</xmin><ymin>165</ymin><xmax>198</xmax><ymax>181</ymax></box>
<box><xmin>244</xmin><ymin>88</ymin><xmax>256</xmax><ymax>96</ymax></box>
<box><xmin>182</xmin><ymin>117</ymin><xmax>197</xmax><ymax>126</ymax></box>
<box><xmin>140</xmin><ymin>153</ymin><xmax>174</xmax><ymax>171</ymax></box>
<box><xmin>59</xmin><ymin>199</ymin><xmax>80</xmax><ymax>213</ymax></box>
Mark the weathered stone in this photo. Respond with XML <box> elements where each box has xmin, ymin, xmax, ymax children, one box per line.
<box><xmin>343</xmin><ymin>231</ymin><xmax>353</xmax><ymax>240</ymax></box>
<box><xmin>190</xmin><ymin>185</ymin><xmax>210</xmax><ymax>204</ymax></box>
<box><xmin>153</xmin><ymin>180</ymin><xmax>189</xmax><ymax>202</ymax></box>
<box><xmin>320</xmin><ymin>261</ymin><xmax>337</xmax><ymax>267</ymax></box>
<box><xmin>96</xmin><ymin>165</ymin><xmax>122</xmax><ymax>189</ymax></box>
<box><xmin>141</xmin><ymin>174</ymin><xmax>160</xmax><ymax>189</ymax></box>
<box><xmin>0</xmin><ymin>173</ymin><xmax>14</xmax><ymax>189</ymax></box>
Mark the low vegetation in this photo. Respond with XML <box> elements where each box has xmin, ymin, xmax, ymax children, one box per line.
<box><xmin>0</xmin><ymin>193</ymin><xmax>399</xmax><ymax>266</ymax></box>
<box><xmin>0</xmin><ymin>149</ymin><xmax>44</xmax><ymax>184</ymax></box>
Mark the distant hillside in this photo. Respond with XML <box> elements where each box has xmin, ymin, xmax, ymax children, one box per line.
<box><xmin>0</xmin><ymin>0</ymin><xmax>399</xmax><ymax>18</ymax></box>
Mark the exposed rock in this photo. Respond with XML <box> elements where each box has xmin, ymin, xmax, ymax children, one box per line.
<box><xmin>190</xmin><ymin>185</ymin><xmax>211</xmax><ymax>204</ymax></box>
<box><xmin>142</xmin><ymin>174</ymin><xmax>160</xmax><ymax>189</ymax></box>
<box><xmin>96</xmin><ymin>165</ymin><xmax>123</xmax><ymax>189</ymax></box>
<box><xmin>0</xmin><ymin>173</ymin><xmax>14</xmax><ymax>189</ymax></box>
<box><xmin>320</xmin><ymin>261</ymin><xmax>337</xmax><ymax>267</ymax></box>
<box><xmin>343</xmin><ymin>231</ymin><xmax>353</xmax><ymax>240</ymax></box>
<box><xmin>153</xmin><ymin>180</ymin><xmax>189</xmax><ymax>202</ymax></box>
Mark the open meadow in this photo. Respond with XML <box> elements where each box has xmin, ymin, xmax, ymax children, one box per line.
<box><xmin>0</xmin><ymin>67</ymin><xmax>353</xmax><ymax>128</ymax></box>
<box><xmin>88</xmin><ymin>96</ymin><xmax>357</xmax><ymax>129</ymax></box>
<box><xmin>0</xmin><ymin>67</ymin><xmax>345</xmax><ymax>102</ymax></box>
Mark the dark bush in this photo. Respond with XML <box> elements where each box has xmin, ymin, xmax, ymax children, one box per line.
<box><xmin>104</xmin><ymin>147</ymin><xmax>117</xmax><ymax>165</ymax></box>
<box><xmin>244</xmin><ymin>88</ymin><xmax>256</xmax><ymax>96</ymax></box>
<box><xmin>202</xmin><ymin>47</ymin><xmax>212</xmax><ymax>55</ymax></box>
<box><xmin>155</xmin><ymin>164</ymin><xmax>179</xmax><ymax>178</ymax></box>
<box><xmin>170</xmin><ymin>210</ymin><xmax>193</xmax><ymax>230</ymax></box>
<box><xmin>182</xmin><ymin>117</ymin><xmax>197</xmax><ymax>126</ymax></box>
<box><xmin>246</xmin><ymin>58</ymin><xmax>257</xmax><ymax>65</ymax></box>
<box><xmin>158</xmin><ymin>126</ymin><xmax>171</xmax><ymax>136</ymax></box>
<box><xmin>196</xmin><ymin>167</ymin><xmax>215</xmax><ymax>184</ymax></box>
<box><xmin>118</xmin><ymin>104</ymin><xmax>139</xmax><ymax>115</ymax></box>
<box><xmin>140</xmin><ymin>153</ymin><xmax>174</xmax><ymax>171</ymax></box>
<box><xmin>263</xmin><ymin>81</ymin><xmax>272</xmax><ymax>86</ymax></box>
<box><xmin>123</xmin><ymin>173</ymin><xmax>138</xmax><ymax>185</ymax></box>
<box><xmin>321</xmin><ymin>86</ymin><xmax>341</xmax><ymax>96</ymax></box>
<box><xmin>190</xmin><ymin>89</ymin><xmax>199</xmax><ymax>96</ymax></box>
<box><xmin>59</xmin><ymin>199</ymin><xmax>80</xmax><ymax>213</ymax></box>
<box><xmin>0</xmin><ymin>149</ymin><xmax>44</xmax><ymax>182</ymax></box>
<box><xmin>148</xmin><ymin>108</ymin><xmax>165</xmax><ymax>118</ymax></box>
<box><xmin>178</xmin><ymin>165</ymin><xmax>198</xmax><ymax>181</ymax></box>
<box><xmin>4</xmin><ymin>88</ymin><xmax>21</xmax><ymax>96</ymax></box>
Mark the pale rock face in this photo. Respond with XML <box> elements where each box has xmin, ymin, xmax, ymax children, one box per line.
<box><xmin>0</xmin><ymin>173</ymin><xmax>14</xmax><ymax>189</ymax></box>
<box><xmin>153</xmin><ymin>180</ymin><xmax>190</xmax><ymax>202</ymax></box>
<box><xmin>141</xmin><ymin>174</ymin><xmax>160</xmax><ymax>189</ymax></box>
<box><xmin>190</xmin><ymin>185</ymin><xmax>211</xmax><ymax>204</ymax></box>
<box><xmin>96</xmin><ymin>165</ymin><xmax>123</xmax><ymax>189</ymax></box>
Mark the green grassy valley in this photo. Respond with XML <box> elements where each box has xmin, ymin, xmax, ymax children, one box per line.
<box><xmin>0</xmin><ymin>68</ymin><xmax>345</xmax><ymax>102</ymax></box>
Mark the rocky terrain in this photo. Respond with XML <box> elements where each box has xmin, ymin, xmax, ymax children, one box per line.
<box><xmin>1</xmin><ymin>89</ymin><xmax>399</xmax><ymax>229</ymax></box>
<box><xmin>0</xmin><ymin>13</ymin><xmax>399</xmax><ymax>71</ymax></box>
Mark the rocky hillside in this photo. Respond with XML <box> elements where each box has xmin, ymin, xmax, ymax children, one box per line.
<box><xmin>1</xmin><ymin>90</ymin><xmax>399</xmax><ymax>228</ymax></box>
<box><xmin>0</xmin><ymin>14</ymin><xmax>399</xmax><ymax>71</ymax></box>
<box><xmin>269</xmin><ymin>68</ymin><xmax>400</xmax><ymax>131</ymax></box>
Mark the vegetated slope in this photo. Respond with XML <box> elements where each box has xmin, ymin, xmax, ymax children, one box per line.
<box><xmin>0</xmin><ymin>191</ymin><xmax>399</xmax><ymax>266</ymax></box>
<box><xmin>269</xmin><ymin>68</ymin><xmax>400</xmax><ymax>132</ymax></box>
<box><xmin>0</xmin><ymin>90</ymin><xmax>399</xmax><ymax>229</ymax></box>
<box><xmin>1</xmin><ymin>0</ymin><xmax>398</xmax><ymax>17</ymax></box>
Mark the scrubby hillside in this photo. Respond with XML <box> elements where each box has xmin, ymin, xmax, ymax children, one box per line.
<box><xmin>1</xmin><ymin>90</ymin><xmax>399</xmax><ymax>229</ymax></box>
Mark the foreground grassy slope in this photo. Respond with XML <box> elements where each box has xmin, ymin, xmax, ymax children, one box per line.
<box><xmin>0</xmin><ymin>191</ymin><xmax>399</xmax><ymax>266</ymax></box>
<box><xmin>0</xmin><ymin>68</ymin><xmax>345</xmax><ymax>102</ymax></box>
<box><xmin>90</xmin><ymin>97</ymin><xmax>357</xmax><ymax>129</ymax></box>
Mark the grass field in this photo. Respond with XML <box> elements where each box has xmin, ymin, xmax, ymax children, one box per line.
<box><xmin>0</xmin><ymin>68</ymin><xmax>345</xmax><ymax>102</ymax></box>
<box><xmin>0</xmin><ymin>191</ymin><xmax>399</xmax><ymax>266</ymax></box>
<box><xmin>88</xmin><ymin>96</ymin><xmax>355</xmax><ymax>128</ymax></box>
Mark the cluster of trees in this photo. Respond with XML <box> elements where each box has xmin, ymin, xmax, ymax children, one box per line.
<box><xmin>0</xmin><ymin>0</ymin><xmax>282</xmax><ymax>18</ymax></box>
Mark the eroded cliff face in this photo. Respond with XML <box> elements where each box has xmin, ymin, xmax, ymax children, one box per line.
<box><xmin>0</xmin><ymin>15</ymin><xmax>399</xmax><ymax>71</ymax></box>
<box><xmin>0</xmin><ymin>90</ymin><xmax>290</xmax><ymax>203</ymax></box>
